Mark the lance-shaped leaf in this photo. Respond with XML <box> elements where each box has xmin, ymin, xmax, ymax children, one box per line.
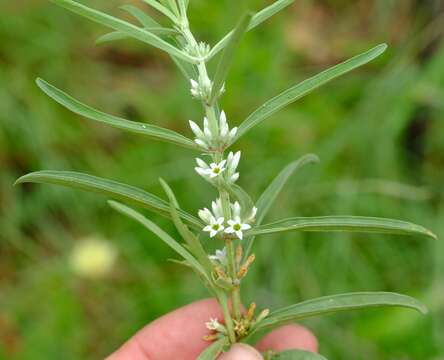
<box><xmin>49</xmin><ymin>0</ymin><xmax>196</xmax><ymax>63</ymax></box>
<box><xmin>271</xmin><ymin>350</ymin><xmax>328</xmax><ymax>360</ymax></box>
<box><xmin>209</xmin><ymin>13</ymin><xmax>252</xmax><ymax>103</ymax></box>
<box><xmin>97</xmin><ymin>27</ymin><xmax>178</xmax><ymax>44</ymax></box>
<box><xmin>209</xmin><ymin>0</ymin><xmax>294</xmax><ymax>58</ymax></box>
<box><xmin>142</xmin><ymin>0</ymin><xmax>177</xmax><ymax>22</ymax></box>
<box><xmin>14</xmin><ymin>170</ymin><xmax>203</xmax><ymax>229</ymax></box>
<box><xmin>121</xmin><ymin>4</ymin><xmax>161</xmax><ymax>27</ymax></box>
<box><xmin>96</xmin><ymin>4</ymin><xmax>178</xmax><ymax>43</ymax></box>
<box><xmin>159</xmin><ymin>178</ymin><xmax>213</xmax><ymax>272</ymax></box>
<box><xmin>233</xmin><ymin>44</ymin><xmax>387</xmax><ymax>141</ymax></box>
<box><xmin>247</xmin><ymin>215</ymin><xmax>437</xmax><ymax>239</ymax></box>
<box><xmin>108</xmin><ymin>200</ymin><xmax>210</xmax><ymax>282</ymax></box>
<box><xmin>197</xmin><ymin>337</ymin><xmax>228</xmax><ymax>360</ymax></box>
<box><xmin>36</xmin><ymin>78</ymin><xmax>197</xmax><ymax>150</ymax></box>
<box><xmin>244</xmin><ymin>154</ymin><xmax>319</xmax><ymax>257</ymax></box>
<box><xmin>253</xmin><ymin>292</ymin><xmax>427</xmax><ymax>332</ymax></box>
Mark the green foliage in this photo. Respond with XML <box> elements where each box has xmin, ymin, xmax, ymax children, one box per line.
<box><xmin>2</xmin><ymin>0</ymin><xmax>443</xmax><ymax>359</ymax></box>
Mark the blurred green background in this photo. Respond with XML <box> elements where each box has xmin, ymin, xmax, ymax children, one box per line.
<box><xmin>1</xmin><ymin>0</ymin><xmax>444</xmax><ymax>359</ymax></box>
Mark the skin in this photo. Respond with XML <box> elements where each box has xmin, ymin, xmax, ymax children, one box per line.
<box><xmin>106</xmin><ymin>298</ymin><xmax>318</xmax><ymax>360</ymax></box>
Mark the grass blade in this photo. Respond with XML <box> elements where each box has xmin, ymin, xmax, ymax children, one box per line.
<box><xmin>210</xmin><ymin>13</ymin><xmax>252</xmax><ymax>103</ymax></box>
<box><xmin>247</xmin><ymin>215</ymin><xmax>437</xmax><ymax>239</ymax></box>
<box><xmin>209</xmin><ymin>0</ymin><xmax>294</xmax><ymax>58</ymax></box>
<box><xmin>254</xmin><ymin>292</ymin><xmax>427</xmax><ymax>332</ymax></box>
<box><xmin>271</xmin><ymin>350</ymin><xmax>328</xmax><ymax>360</ymax></box>
<box><xmin>233</xmin><ymin>44</ymin><xmax>388</xmax><ymax>141</ymax></box>
<box><xmin>243</xmin><ymin>154</ymin><xmax>319</xmax><ymax>257</ymax></box>
<box><xmin>36</xmin><ymin>78</ymin><xmax>197</xmax><ymax>150</ymax></box>
<box><xmin>108</xmin><ymin>200</ymin><xmax>210</xmax><ymax>282</ymax></box>
<box><xmin>49</xmin><ymin>0</ymin><xmax>195</xmax><ymax>62</ymax></box>
<box><xmin>14</xmin><ymin>170</ymin><xmax>203</xmax><ymax>229</ymax></box>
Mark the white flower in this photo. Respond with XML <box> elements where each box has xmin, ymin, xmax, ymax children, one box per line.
<box><xmin>226</xmin><ymin>151</ymin><xmax>241</xmax><ymax>183</ymax></box>
<box><xmin>189</xmin><ymin>119</ymin><xmax>214</xmax><ymax>150</ymax></box>
<box><xmin>246</xmin><ymin>206</ymin><xmax>258</xmax><ymax>223</ymax></box>
<box><xmin>195</xmin><ymin>158</ymin><xmax>226</xmax><ymax>180</ymax></box>
<box><xmin>225</xmin><ymin>217</ymin><xmax>251</xmax><ymax>240</ymax></box>
<box><xmin>190</xmin><ymin>73</ymin><xmax>212</xmax><ymax>100</ymax></box>
<box><xmin>203</xmin><ymin>217</ymin><xmax>225</xmax><ymax>238</ymax></box>
<box><xmin>209</xmin><ymin>247</ymin><xmax>227</xmax><ymax>265</ymax></box>
<box><xmin>211</xmin><ymin>198</ymin><xmax>224</xmax><ymax>219</ymax></box>
<box><xmin>218</xmin><ymin>111</ymin><xmax>237</xmax><ymax>146</ymax></box>
<box><xmin>205</xmin><ymin>318</ymin><xmax>224</xmax><ymax>332</ymax></box>
<box><xmin>230</xmin><ymin>201</ymin><xmax>241</xmax><ymax>219</ymax></box>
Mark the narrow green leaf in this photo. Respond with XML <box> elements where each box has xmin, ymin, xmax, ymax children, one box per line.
<box><xmin>159</xmin><ymin>178</ymin><xmax>213</xmax><ymax>271</ymax></box>
<box><xmin>14</xmin><ymin>170</ymin><xmax>203</xmax><ymax>229</ymax></box>
<box><xmin>49</xmin><ymin>0</ymin><xmax>195</xmax><ymax>62</ymax></box>
<box><xmin>209</xmin><ymin>0</ymin><xmax>294</xmax><ymax>58</ymax></box>
<box><xmin>254</xmin><ymin>292</ymin><xmax>428</xmax><ymax>332</ymax></box>
<box><xmin>256</xmin><ymin>154</ymin><xmax>320</xmax><ymax>225</ymax></box>
<box><xmin>247</xmin><ymin>215</ymin><xmax>437</xmax><ymax>239</ymax></box>
<box><xmin>36</xmin><ymin>78</ymin><xmax>197</xmax><ymax>150</ymax></box>
<box><xmin>244</xmin><ymin>154</ymin><xmax>319</xmax><ymax>257</ymax></box>
<box><xmin>108</xmin><ymin>200</ymin><xmax>210</xmax><ymax>282</ymax></box>
<box><xmin>233</xmin><ymin>44</ymin><xmax>388</xmax><ymax>141</ymax></box>
<box><xmin>97</xmin><ymin>27</ymin><xmax>178</xmax><ymax>44</ymax></box>
<box><xmin>197</xmin><ymin>337</ymin><xmax>228</xmax><ymax>360</ymax></box>
<box><xmin>210</xmin><ymin>13</ymin><xmax>252</xmax><ymax>103</ymax></box>
<box><xmin>271</xmin><ymin>350</ymin><xmax>328</xmax><ymax>360</ymax></box>
<box><xmin>120</xmin><ymin>4</ymin><xmax>161</xmax><ymax>27</ymax></box>
<box><xmin>141</xmin><ymin>0</ymin><xmax>177</xmax><ymax>22</ymax></box>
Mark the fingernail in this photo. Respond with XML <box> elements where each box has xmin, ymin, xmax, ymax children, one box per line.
<box><xmin>219</xmin><ymin>343</ymin><xmax>263</xmax><ymax>360</ymax></box>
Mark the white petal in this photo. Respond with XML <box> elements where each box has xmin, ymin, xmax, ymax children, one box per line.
<box><xmin>235</xmin><ymin>231</ymin><xmax>243</xmax><ymax>240</ymax></box>
<box><xmin>195</xmin><ymin>167</ymin><xmax>209</xmax><ymax>177</ymax></box>
<box><xmin>198</xmin><ymin>208</ymin><xmax>212</xmax><ymax>223</ymax></box>
<box><xmin>194</xmin><ymin>139</ymin><xmax>208</xmax><ymax>149</ymax></box>
<box><xmin>230</xmin><ymin>173</ymin><xmax>239</xmax><ymax>183</ymax></box>
<box><xmin>218</xmin><ymin>160</ymin><xmax>227</xmax><ymax>168</ymax></box>
<box><xmin>189</xmin><ymin>120</ymin><xmax>203</xmax><ymax>137</ymax></box>
<box><xmin>224</xmin><ymin>227</ymin><xmax>235</xmax><ymax>234</ymax></box>
<box><xmin>227</xmin><ymin>219</ymin><xmax>236</xmax><ymax>226</ymax></box>
<box><xmin>210</xmin><ymin>230</ymin><xmax>218</xmax><ymax>237</ymax></box>
<box><xmin>229</xmin><ymin>127</ymin><xmax>238</xmax><ymax>138</ymax></box>
<box><xmin>216</xmin><ymin>217</ymin><xmax>225</xmax><ymax>225</ymax></box>
<box><xmin>220</xmin><ymin>111</ymin><xmax>227</xmax><ymax>126</ymax></box>
<box><xmin>232</xmin><ymin>203</ymin><xmax>241</xmax><ymax>218</ymax></box>
<box><xmin>241</xmin><ymin>223</ymin><xmax>251</xmax><ymax>231</ymax></box>
<box><xmin>203</xmin><ymin>225</ymin><xmax>212</xmax><ymax>232</ymax></box>
<box><xmin>196</xmin><ymin>158</ymin><xmax>209</xmax><ymax>169</ymax></box>
<box><xmin>232</xmin><ymin>151</ymin><xmax>241</xmax><ymax>170</ymax></box>
<box><xmin>190</xmin><ymin>79</ymin><xmax>199</xmax><ymax>88</ymax></box>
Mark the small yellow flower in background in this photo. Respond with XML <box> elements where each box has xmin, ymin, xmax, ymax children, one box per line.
<box><xmin>69</xmin><ymin>236</ymin><xmax>117</xmax><ymax>279</ymax></box>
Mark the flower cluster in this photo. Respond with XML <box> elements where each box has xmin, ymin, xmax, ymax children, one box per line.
<box><xmin>195</xmin><ymin>151</ymin><xmax>240</xmax><ymax>184</ymax></box>
<box><xmin>198</xmin><ymin>199</ymin><xmax>256</xmax><ymax>240</ymax></box>
<box><xmin>189</xmin><ymin>111</ymin><xmax>237</xmax><ymax>150</ymax></box>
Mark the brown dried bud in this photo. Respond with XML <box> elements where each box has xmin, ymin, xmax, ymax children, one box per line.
<box><xmin>246</xmin><ymin>302</ymin><xmax>256</xmax><ymax>321</ymax></box>
<box><xmin>237</xmin><ymin>254</ymin><xmax>256</xmax><ymax>279</ymax></box>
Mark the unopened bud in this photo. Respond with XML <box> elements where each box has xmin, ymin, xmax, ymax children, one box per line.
<box><xmin>246</xmin><ymin>302</ymin><xmax>256</xmax><ymax>321</ymax></box>
<box><xmin>237</xmin><ymin>254</ymin><xmax>256</xmax><ymax>279</ymax></box>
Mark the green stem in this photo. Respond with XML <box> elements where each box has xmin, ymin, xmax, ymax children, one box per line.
<box><xmin>218</xmin><ymin>292</ymin><xmax>236</xmax><ymax>343</ymax></box>
<box><xmin>180</xmin><ymin>18</ymin><xmax>244</xmax><ymax>339</ymax></box>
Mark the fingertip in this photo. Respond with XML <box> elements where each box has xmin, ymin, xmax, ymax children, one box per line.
<box><xmin>256</xmin><ymin>324</ymin><xmax>318</xmax><ymax>353</ymax></box>
<box><xmin>219</xmin><ymin>343</ymin><xmax>263</xmax><ymax>360</ymax></box>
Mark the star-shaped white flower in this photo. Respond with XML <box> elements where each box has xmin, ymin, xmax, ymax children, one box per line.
<box><xmin>209</xmin><ymin>247</ymin><xmax>227</xmax><ymax>265</ymax></box>
<box><xmin>224</xmin><ymin>217</ymin><xmax>251</xmax><ymax>240</ymax></box>
<box><xmin>195</xmin><ymin>159</ymin><xmax>226</xmax><ymax>180</ymax></box>
<box><xmin>203</xmin><ymin>217</ymin><xmax>225</xmax><ymax>238</ymax></box>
